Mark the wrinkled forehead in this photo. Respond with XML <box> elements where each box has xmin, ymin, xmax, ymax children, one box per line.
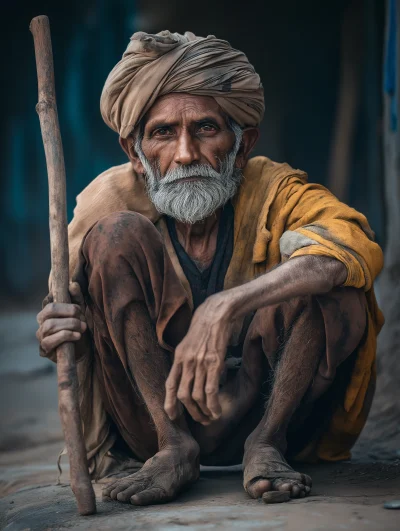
<box><xmin>142</xmin><ymin>93</ymin><xmax>229</xmax><ymax>129</ymax></box>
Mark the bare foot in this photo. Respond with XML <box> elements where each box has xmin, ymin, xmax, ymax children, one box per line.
<box><xmin>102</xmin><ymin>440</ymin><xmax>199</xmax><ymax>506</ymax></box>
<box><xmin>243</xmin><ymin>442</ymin><xmax>312</xmax><ymax>500</ymax></box>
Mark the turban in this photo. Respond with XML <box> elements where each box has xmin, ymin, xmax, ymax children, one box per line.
<box><xmin>100</xmin><ymin>30</ymin><xmax>265</xmax><ymax>138</ymax></box>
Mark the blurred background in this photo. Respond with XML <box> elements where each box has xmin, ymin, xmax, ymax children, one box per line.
<box><xmin>0</xmin><ymin>0</ymin><xmax>399</xmax><ymax>487</ymax></box>
<box><xmin>0</xmin><ymin>0</ymin><xmax>387</xmax><ymax>305</ymax></box>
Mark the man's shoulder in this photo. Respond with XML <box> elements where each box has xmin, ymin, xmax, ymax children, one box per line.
<box><xmin>74</xmin><ymin>161</ymin><xmax>159</xmax><ymax>219</ymax></box>
<box><xmin>70</xmin><ymin>161</ymin><xmax>159</xmax><ymax>233</ymax></box>
<box><xmin>237</xmin><ymin>156</ymin><xmax>308</xmax><ymax>208</ymax></box>
<box><xmin>244</xmin><ymin>156</ymin><xmax>308</xmax><ymax>184</ymax></box>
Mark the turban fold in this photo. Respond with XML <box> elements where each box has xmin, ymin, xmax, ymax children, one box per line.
<box><xmin>100</xmin><ymin>30</ymin><xmax>264</xmax><ymax>138</ymax></box>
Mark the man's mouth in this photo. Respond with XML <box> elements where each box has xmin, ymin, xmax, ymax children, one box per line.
<box><xmin>166</xmin><ymin>176</ymin><xmax>209</xmax><ymax>184</ymax></box>
<box><xmin>180</xmin><ymin>176</ymin><xmax>206</xmax><ymax>182</ymax></box>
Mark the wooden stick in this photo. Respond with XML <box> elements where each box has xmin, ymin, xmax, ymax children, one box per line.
<box><xmin>30</xmin><ymin>15</ymin><xmax>96</xmax><ymax>516</ymax></box>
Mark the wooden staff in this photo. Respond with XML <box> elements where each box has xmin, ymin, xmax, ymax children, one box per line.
<box><xmin>30</xmin><ymin>15</ymin><xmax>96</xmax><ymax>516</ymax></box>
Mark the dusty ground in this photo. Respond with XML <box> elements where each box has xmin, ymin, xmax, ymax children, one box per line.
<box><xmin>0</xmin><ymin>311</ymin><xmax>399</xmax><ymax>530</ymax></box>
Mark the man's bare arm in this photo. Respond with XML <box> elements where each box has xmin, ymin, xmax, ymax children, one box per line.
<box><xmin>223</xmin><ymin>255</ymin><xmax>347</xmax><ymax>322</ymax></box>
<box><xmin>165</xmin><ymin>255</ymin><xmax>347</xmax><ymax>423</ymax></box>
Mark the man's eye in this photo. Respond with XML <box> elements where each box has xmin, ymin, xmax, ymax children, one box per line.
<box><xmin>153</xmin><ymin>128</ymin><xmax>173</xmax><ymax>137</ymax></box>
<box><xmin>198</xmin><ymin>124</ymin><xmax>217</xmax><ymax>133</ymax></box>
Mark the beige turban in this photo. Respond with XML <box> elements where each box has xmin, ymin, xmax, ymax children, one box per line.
<box><xmin>100</xmin><ymin>31</ymin><xmax>264</xmax><ymax>138</ymax></box>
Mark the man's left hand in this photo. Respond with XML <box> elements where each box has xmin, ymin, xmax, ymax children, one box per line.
<box><xmin>164</xmin><ymin>293</ymin><xmax>234</xmax><ymax>425</ymax></box>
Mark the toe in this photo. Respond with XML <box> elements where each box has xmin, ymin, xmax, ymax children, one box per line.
<box><xmin>110</xmin><ymin>484</ymin><xmax>128</xmax><ymax>500</ymax></box>
<box><xmin>131</xmin><ymin>487</ymin><xmax>167</xmax><ymax>506</ymax></box>
<box><xmin>102</xmin><ymin>481</ymin><xmax>118</xmax><ymax>498</ymax></box>
<box><xmin>116</xmin><ymin>483</ymin><xmax>144</xmax><ymax>502</ymax></box>
<box><xmin>305</xmin><ymin>485</ymin><xmax>311</xmax><ymax>495</ymax></box>
<box><xmin>246</xmin><ymin>478</ymin><xmax>272</xmax><ymax>499</ymax></box>
<box><xmin>291</xmin><ymin>485</ymin><xmax>301</xmax><ymax>498</ymax></box>
<box><xmin>276</xmin><ymin>482</ymin><xmax>291</xmax><ymax>492</ymax></box>
<box><xmin>273</xmin><ymin>479</ymin><xmax>305</xmax><ymax>498</ymax></box>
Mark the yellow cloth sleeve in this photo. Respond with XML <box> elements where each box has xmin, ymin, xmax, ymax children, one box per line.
<box><xmin>280</xmin><ymin>183</ymin><xmax>383</xmax><ymax>290</ymax></box>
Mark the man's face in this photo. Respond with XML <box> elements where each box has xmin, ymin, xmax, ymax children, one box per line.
<box><xmin>139</xmin><ymin>93</ymin><xmax>237</xmax><ymax>178</ymax></box>
<box><xmin>129</xmin><ymin>94</ymin><xmax>246</xmax><ymax>224</ymax></box>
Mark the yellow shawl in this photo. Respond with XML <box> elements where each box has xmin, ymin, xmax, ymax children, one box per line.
<box><xmin>65</xmin><ymin>156</ymin><xmax>384</xmax><ymax>466</ymax></box>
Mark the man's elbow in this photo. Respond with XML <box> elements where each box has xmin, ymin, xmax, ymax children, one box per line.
<box><xmin>303</xmin><ymin>255</ymin><xmax>347</xmax><ymax>293</ymax></box>
<box><xmin>320</xmin><ymin>257</ymin><xmax>347</xmax><ymax>291</ymax></box>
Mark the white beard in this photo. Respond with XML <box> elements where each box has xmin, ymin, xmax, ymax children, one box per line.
<box><xmin>135</xmin><ymin>128</ymin><xmax>243</xmax><ymax>224</ymax></box>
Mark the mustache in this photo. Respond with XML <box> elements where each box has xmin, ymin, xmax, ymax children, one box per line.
<box><xmin>159</xmin><ymin>163</ymin><xmax>221</xmax><ymax>185</ymax></box>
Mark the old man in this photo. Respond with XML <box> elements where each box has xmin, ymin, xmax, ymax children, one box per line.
<box><xmin>36</xmin><ymin>31</ymin><xmax>384</xmax><ymax>506</ymax></box>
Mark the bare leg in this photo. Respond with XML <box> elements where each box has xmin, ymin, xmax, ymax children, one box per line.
<box><xmin>243</xmin><ymin>298</ymin><xmax>321</xmax><ymax>499</ymax></box>
<box><xmin>102</xmin><ymin>303</ymin><xmax>199</xmax><ymax>506</ymax></box>
<box><xmin>242</xmin><ymin>289</ymin><xmax>366</xmax><ymax>500</ymax></box>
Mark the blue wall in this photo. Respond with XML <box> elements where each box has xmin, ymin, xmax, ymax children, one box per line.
<box><xmin>1</xmin><ymin>1</ymin><xmax>135</xmax><ymax>299</ymax></box>
<box><xmin>0</xmin><ymin>0</ymin><xmax>386</xmax><ymax>302</ymax></box>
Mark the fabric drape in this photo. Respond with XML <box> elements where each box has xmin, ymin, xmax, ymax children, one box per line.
<box><xmin>100</xmin><ymin>31</ymin><xmax>264</xmax><ymax>138</ymax></box>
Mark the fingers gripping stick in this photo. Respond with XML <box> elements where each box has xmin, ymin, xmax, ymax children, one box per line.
<box><xmin>29</xmin><ymin>15</ymin><xmax>96</xmax><ymax>516</ymax></box>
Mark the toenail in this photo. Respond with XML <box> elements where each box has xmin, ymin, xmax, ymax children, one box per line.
<box><xmin>262</xmin><ymin>491</ymin><xmax>290</xmax><ymax>504</ymax></box>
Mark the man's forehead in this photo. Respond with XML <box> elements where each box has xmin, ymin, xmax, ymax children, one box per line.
<box><xmin>144</xmin><ymin>93</ymin><xmax>226</xmax><ymax>126</ymax></box>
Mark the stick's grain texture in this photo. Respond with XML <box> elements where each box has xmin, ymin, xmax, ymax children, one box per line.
<box><xmin>30</xmin><ymin>15</ymin><xmax>96</xmax><ymax>516</ymax></box>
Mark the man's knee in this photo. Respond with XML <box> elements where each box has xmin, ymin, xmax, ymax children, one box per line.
<box><xmin>317</xmin><ymin>286</ymin><xmax>367</xmax><ymax>353</ymax></box>
<box><xmin>250</xmin><ymin>293</ymin><xmax>316</xmax><ymax>340</ymax></box>
<box><xmin>273</xmin><ymin>287</ymin><xmax>367</xmax><ymax>360</ymax></box>
<box><xmin>86</xmin><ymin>211</ymin><xmax>160</xmax><ymax>248</ymax></box>
<box><xmin>249</xmin><ymin>287</ymin><xmax>367</xmax><ymax>355</ymax></box>
<box><xmin>282</xmin><ymin>286</ymin><xmax>366</xmax><ymax>336</ymax></box>
<box><xmin>82</xmin><ymin>211</ymin><xmax>164</xmax><ymax>267</ymax></box>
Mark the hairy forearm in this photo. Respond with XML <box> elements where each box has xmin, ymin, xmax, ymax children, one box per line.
<box><xmin>224</xmin><ymin>255</ymin><xmax>347</xmax><ymax>321</ymax></box>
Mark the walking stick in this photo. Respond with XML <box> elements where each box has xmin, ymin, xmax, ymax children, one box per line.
<box><xmin>30</xmin><ymin>15</ymin><xmax>96</xmax><ymax>516</ymax></box>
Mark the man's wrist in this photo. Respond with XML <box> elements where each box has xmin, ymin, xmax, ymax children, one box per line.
<box><xmin>220</xmin><ymin>284</ymin><xmax>255</xmax><ymax>321</ymax></box>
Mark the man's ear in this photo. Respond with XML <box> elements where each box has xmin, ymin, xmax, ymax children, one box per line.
<box><xmin>119</xmin><ymin>136</ymin><xmax>145</xmax><ymax>174</ymax></box>
<box><xmin>235</xmin><ymin>127</ymin><xmax>260</xmax><ymax>169</ymax></box>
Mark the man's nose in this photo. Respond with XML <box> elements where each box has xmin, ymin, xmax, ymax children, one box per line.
<box><xmin>174</xmin><ymin>131</ymin><xmax>200</xmax><ymax>165</ymax></box>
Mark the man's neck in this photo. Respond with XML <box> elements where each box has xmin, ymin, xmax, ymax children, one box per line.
<box><xmin>174</xmin><ymin>209</ymin><xmax>221</xmax><ymax>269</ymax></box>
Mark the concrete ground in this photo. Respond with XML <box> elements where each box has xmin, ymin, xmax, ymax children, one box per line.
<box><xmin>0</xmin><ymin>311</ymin><xmax>399</xmax><ymax>530</ymax></box>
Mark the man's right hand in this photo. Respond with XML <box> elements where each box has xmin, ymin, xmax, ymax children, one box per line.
<box><xmin>36</xmin><ymin>281</ymin><xmax>87</xmax><ymax>358</ymax></box>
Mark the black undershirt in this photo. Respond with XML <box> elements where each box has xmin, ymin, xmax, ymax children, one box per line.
<box><xmin>166</xmin><ymin>202</ymin><xmax>234</xmax><ymax>310</ymax></box>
